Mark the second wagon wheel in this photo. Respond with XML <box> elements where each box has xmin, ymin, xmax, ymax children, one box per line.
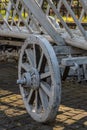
<box><xmin>17</xmin><ymin>35</ymin><xmax>61</xmax><ymax>122</ymax></box>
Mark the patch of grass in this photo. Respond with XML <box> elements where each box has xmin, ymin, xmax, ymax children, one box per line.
<box><xmin>57</xmin><ymin>16</ymin><xmax>87</xmax><ymax>23</ymax></box>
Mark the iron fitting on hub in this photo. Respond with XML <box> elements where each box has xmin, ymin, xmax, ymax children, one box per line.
<box><xmin>17</xmin><ymin>68</ymin><xmax>40</xmax><ymax>90</ymax></box>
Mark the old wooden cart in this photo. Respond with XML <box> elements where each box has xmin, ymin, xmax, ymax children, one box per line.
<box><xmin>0</xmin><ymin>0</ymin><xmax>87</xmax><ymax>122</ymax></box>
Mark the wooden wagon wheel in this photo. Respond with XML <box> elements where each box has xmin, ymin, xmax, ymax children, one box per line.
<box><xmin>17</xmin><ymin>35</ymin><xmax>61</xmax><ymax>122</ymax></box>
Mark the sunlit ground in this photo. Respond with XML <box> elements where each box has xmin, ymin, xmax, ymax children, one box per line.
<box><xmin>0</xmin><ymin>62</ymin><xmax>87</xmax><ymax>130</ymax></box>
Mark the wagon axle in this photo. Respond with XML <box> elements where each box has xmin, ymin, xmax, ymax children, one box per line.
<box><xmin>17</xmin><ymin>68</ymin><xmax>40</xmax><ymax>90</ymax></box>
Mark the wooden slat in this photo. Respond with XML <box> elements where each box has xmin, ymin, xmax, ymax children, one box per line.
<box><xmin>22</xmin><ymin>0</ymin><xmax>64</xmax><ymax>45</ymax></box>
<box><xmin>0</xmin><ymin>30</ymin><xmax>54</xmax><ymax>43</ymax></box>
<box><xmin>80</xmin><ymin>0</ymin><xmax>87</xmax><ymax>13</ymax></box>
<box><xmin>53</xmin><ymin>45</ymin><xmax>87</xmax><ymax>55</ymax></box>
<box><xmin>0</xmin><ymin>39</ymin><xmax>24</xmax><ymax>46</ymax></box>
<box><xmin>61</xmin><ymin>56</ymin><xmax>87</xmax><ymax>66</ymax></box>
<box><xmin>65</xmin><ymin>37</ymin><xmax>87</xmax><ymax>50</ymax></box>
<box><xmin>63</xmin><ymin>0</ymin><xmax>87</xmax><ymax>41</ymax></box>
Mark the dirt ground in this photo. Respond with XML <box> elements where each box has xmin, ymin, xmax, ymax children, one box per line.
<box><xmin>0</xmin><ymin>62</ymin><xmax>87</xmax><ymax>130</ymax></box>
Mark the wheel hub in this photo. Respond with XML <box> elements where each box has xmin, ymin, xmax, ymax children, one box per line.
<box><xmin>17</xmin><ymin>68</ymin><xmax>40</xmax><ymax>90</ymax></box>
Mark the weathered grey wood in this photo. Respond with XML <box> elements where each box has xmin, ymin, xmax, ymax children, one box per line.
<box><xmin>80</xmin><ymin>0</ymin><xmax>87</xmax><ymax>13</ymax></box>
<box><xmin>0</xmin><ymin>14</ymin><xmax>12</xmax><ymax>31</ymax></box>
<box><xmin>83</xmin><ymin>65</ymin><xmax>87</xmax><ymax>80</ymax></box>
<box><xmin>0</xmin><ymin>39</ymin><xmax>24</xmax><ymax>46</ymax></box>
<box><xmin>65</xmin><ymin>37</ymin><xmax>87</xmax><ymax>50</ymax></box>
<box><xmin>62</xmin><ymin>66</ymin><xmax>70</xmax><ymax>81</ymax></box>
<box><xmin>1</xmin><ymin>0</ymin><xmax>87</xmax><ymax>123</ymax></box>
<box><xmin>5</xmin><ymin>1</ymin><xmax>12</xmax><ymax>21</ymax></box>
<box><xmin>21</xmin><ymin>0</ymin><xmax>64</xmax><ymax>45</ymax></box>
<box><xmin>18</xmin><ymin>35</ymin><xmax>61</xmax><ymax>122</ymax></box>
<box><xmin>0</xmin><ymin>30</ymin><xmax>55</xmax><ymax>43</ymax></box>
<box><xmin>53</xmin><ymin>45</ymin><xmax>87</xmax><ymax>55</ymax></box>
<box><xmin>61</xmin><ymin>56</ymin><xmax>87</xmax><ymax>66</ymax></box>
<box><xmin>46</xmin><ymin>0</ymin><xmax>73</xmax><ymax>38</ymax></box>
<box><xmin>62</xmin><ymin>0</ymin><xmax>87</xmax><ymax>41</ymax></box>
<box><xmin>11</xmin><ymin>0</ymin><xmax>19</xmax><ymax>26</ymax></box>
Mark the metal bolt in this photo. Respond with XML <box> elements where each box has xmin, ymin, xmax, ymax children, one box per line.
<box><xmin>17</xmin><ymin>78</ymin><xmax>26</xmax><ymax>85</ymax></box>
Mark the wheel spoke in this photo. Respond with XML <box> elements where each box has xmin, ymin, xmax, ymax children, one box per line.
<box><xmin>19</xmin><ymin>35</ymin><xmax>61</xmax><ymax>122</ymax></box>
<box><xmin>40</xmin><ymin>82</ymin><xmax>51</xmax><ymax>97</ymax></box>
<box><xmin>21</xmin><ymin>63</ymin><xmax>30</xmax><ymax>71</ymax></box>
<box><xmin>37</xmin><ymin>51</ymin><xmax>44</xmax><ymax>72</ymax></box>
<box><xmin>39</xmin><ymin>88</ymin><xmax>48</xmax><ymax>110</ymax></box>
<box><xmin>27</xmin><ymin>89</ymin><xmax>34</xmax><ymax>103</ymax></box>
<box><xmin>33</xmin><ymin>44</ymin><xmax>36</xmax><ymax>68</ymax></box>
<box><xmin>35</xmin><ymin>90</ymin><xmax>38</xmax><ymax>112</ymax></box>
<box><xmin>40</xmin><ymin>71</ymin><xmax>51</xmax><ymax>79</ymax></box>
<box><xmin>25</xmin><ymin>49</ymin><xmax>34</xmax><ymax>66</ymax></box>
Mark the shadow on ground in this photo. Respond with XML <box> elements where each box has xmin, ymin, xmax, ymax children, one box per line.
<box><xmin>0</xmin><ymin>62</ymin><xmax>87</xmax><ymax>130</ymax></box>
<box><xmin>0</xmin><ymin>109</ymin><xmax>87</xmax><ymax>130</ymax></box>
